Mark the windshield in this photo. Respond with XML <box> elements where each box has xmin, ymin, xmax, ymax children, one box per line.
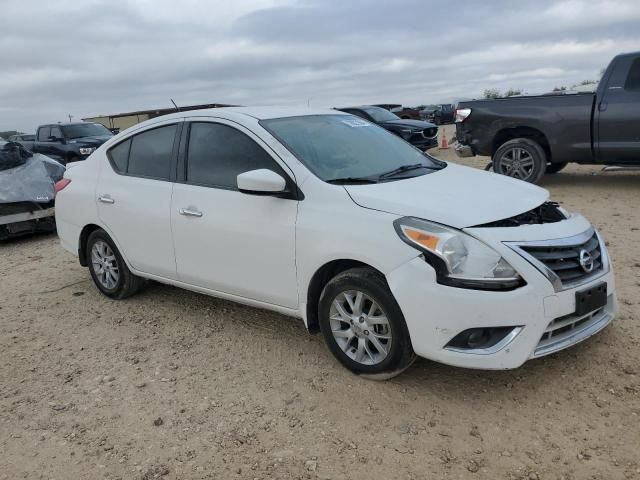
<box><xmin>361</xmin><ymin>106</ymin><xmax>400</xmax><ymax>123</ymax></box>
<box><xmin>261</xmin><ymin>114</ymin><xmax>445</xmax><ymax>183</ymax></box>
<box><xmin>61</xmin><ymin>123</ymin><xmax>112</xmax><ymax>139</ymax></box>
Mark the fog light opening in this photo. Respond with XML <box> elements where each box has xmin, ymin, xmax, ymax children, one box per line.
<box><xmin>445</xmin><ymin>326</ymin><xmax>522</xmax><ymax>352</ymax></box>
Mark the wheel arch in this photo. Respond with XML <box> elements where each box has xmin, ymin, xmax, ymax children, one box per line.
<box><xmin>492</xmin><ymin>126</ymin><xmax>552</xmax><ymax>162</ymax></box>
<box><xmin>305</xmin><ymin>259</ymin><xmax>387</xmax><ymax>333</ymax></box>
<box><xmin>78</xmin><ymin>224</ymin><xmax>103</xmax><ymax>266</ymax></box>
<box><xmin>78</xmin><ymin>223</ymin><xmax>134</xmax><ymax>271</ymax></box>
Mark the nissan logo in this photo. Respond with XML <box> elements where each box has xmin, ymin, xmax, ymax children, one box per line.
<box><xmin>579</xmin><ymin>249</ymin><xmax>594</xmax><ymax>273</ymax></box>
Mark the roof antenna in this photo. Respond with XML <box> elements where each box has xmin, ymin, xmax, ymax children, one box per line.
<box><xmin>170</xmin><ymin>98</ymin><xmax>181</xmax><ymax>112</ymax></box>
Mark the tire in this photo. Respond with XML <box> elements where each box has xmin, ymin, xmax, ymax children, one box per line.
<box><xmin>545</xmin><ymin>162</ymin><xmax>568</xmax><ymax>174</ymax></box>
<box><xmin>318</xmin><ymin>267</ymin><xmax>416</xmax><ymax>379</ymax></box>
<box><xmin>86</xmin><ymin>229</ymin><xmax>146</xmax><ymax>299</ymax></box>
<box><xmin>492</xmin><ymin>138</ymin><xmax>547</xmax><ymax>184</ymax></box>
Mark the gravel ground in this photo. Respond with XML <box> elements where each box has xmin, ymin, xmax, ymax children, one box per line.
<box><xmin>1</xmin><ymin>124</ymin><xmax>639</xmax><ymax>479</ymax></box>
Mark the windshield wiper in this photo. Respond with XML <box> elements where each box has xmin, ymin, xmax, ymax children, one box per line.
<box><xmin>377</xmin><ymin>163</ymin><xmax>429</xmax><ymax>180</ymax></box>
<box><xmin>325</xmin><ymin>177</ymin><xmax>379</xmax><ymax>184</ymax></box>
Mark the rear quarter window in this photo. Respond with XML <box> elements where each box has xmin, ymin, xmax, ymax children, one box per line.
<box><xmin>107</xmin><ymin>139</ymin><xmax>131</xmax><ymax>173</ymax></box>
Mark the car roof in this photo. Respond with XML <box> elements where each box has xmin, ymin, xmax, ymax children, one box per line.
<box><xmin>338</xmin><ymin>105</ymin><xmax>384</xmax><ymax>111</ymax></box>
<box><xmin>40</xmin><ymin>122</ymin><xmax>101</xmax><ymax>128</ymax></box>
<box><xmin>162</xmin><ymin>106</ymin><xmax>347</xmax><ymax>122</ymax></box>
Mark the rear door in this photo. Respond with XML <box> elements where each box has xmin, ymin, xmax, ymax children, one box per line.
<box><xmin>96</xmin><ymin>120</ymin><xmax>182</xmax><ymax>279</ymax></box>
<box><xmin>170</xmin><ymin>119</ymin><xmax>299</xmax><ymax>308</ymax></box>
<box><xmin>597</xmin><ymin>56</ymin><xmax>640</xmax><ymax>164</ymax></box>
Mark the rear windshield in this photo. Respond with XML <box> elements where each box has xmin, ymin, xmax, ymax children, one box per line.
<box><xmin>261</xmin><ymin>114</ymin><xmax>444</xmax><ymax>182</ymax></box>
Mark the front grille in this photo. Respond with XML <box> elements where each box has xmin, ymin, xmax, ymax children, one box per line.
<box><xmin>532</xmin><ymin>297</ymin><xmax>614</xmax><ymax>358</ymax></box>
<box><xmin>519</xmin><ymin>232</ymin><xmax>602</xmax><ymax>286</ymax></box>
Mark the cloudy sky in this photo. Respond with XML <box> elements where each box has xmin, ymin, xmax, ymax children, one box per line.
<box><xmin>1</xmin><ymin>0</ymin><xmax>639</xmax><ymax>132</ymax></box>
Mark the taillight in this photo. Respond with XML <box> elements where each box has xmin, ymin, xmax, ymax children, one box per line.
<box><xmin>455</xmin><ymin>108</ymin><xmax>471</xmax><ymax>123</ymax></box>
<box><xmin>55</xmin><ymin>178</ymin><xmax>71</xmax><ymax>193</ymax></box>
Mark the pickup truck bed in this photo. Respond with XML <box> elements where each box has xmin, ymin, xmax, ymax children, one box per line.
<box><xmin>456</xmin><ymin>51</ymin><xmax>640</xmax><ymax>183</ymax></box>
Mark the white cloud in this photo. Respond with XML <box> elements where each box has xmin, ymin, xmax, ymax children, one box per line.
<box><xmin>1</xmin><ymin>0</ymin><xmax>639</xmax><ymax>132</ymax></box>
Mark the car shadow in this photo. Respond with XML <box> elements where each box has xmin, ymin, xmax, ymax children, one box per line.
<box><xmin>539</xmin><ymin>169</ymin><xmax>640</xmax><ymax>189</ymax></box>
<box><xmin>134</xmin><ymin>280</ymin><xmax>612</xmax><ymax>395</ymax></box>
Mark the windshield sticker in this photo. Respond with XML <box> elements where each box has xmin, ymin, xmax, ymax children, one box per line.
<box><xmin>341</xmin><ymin>118</ymin><xmax>371</xmax><ymax>128</ymax></box>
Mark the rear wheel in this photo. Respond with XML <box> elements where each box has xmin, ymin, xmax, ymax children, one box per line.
<box><xmin>545</xmin><ymin>162</ymin><xmax>568</xmax><ymax>174</ymax></box>
<box><xmin>492</xmin><ymin>138</ymin><xmax>547</xmax><ymax>183</ymax></box>
<box><xmin>318</xmin><ymin>267</ymin><xmax>416</xmax><ymax>379</ymax></box>
<box><xmin>86</xmin><ymin>229</ymin><xmax>146</xmax><ymax>299</ymax></box>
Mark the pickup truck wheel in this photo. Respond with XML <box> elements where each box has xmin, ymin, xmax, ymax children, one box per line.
<box><xmin>86</xmin><ymin>229</ymin><xmax>147</xmax><ymax>299</ymax></box>
<box><xmin>318</xmin><ymin>267</ymin><xmax>416</xmax><ymax>380</ymax></box>
<box><xmin>545</xmin><ymin>162</ymin><xmax>568</xmax><ymax>174</ymax></box>
<box><xmin>493</xmin><ymin>138</ymin><xmax>547</xmax><ymax>184</ymax></box>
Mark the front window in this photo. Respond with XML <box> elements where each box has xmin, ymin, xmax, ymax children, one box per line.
<box><xmin>361</xmin><ymin>106</ymin><xmax>400</xmax><ymax>123</ymax></box>
<box><xmin>62</xmin><ymin>123</ymin><xmax>113</xmax><ymax>139</ymax></box>
<box><xmin>261</xmin><ymin>114</ymin><xmax>445</xmax><ymax>183</ymax></box>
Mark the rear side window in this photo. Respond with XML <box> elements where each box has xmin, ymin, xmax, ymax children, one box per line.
<box><xmin>624</xmin><ymin>58</ymin><xmax>640</xmax><ymax>91</ymax></box>
<box><xmin>186</xmin><ymin>122</ymin><xmax>284</xmax><ymax>189</ymax></box>
<box><xmin>107</xmin><ymin>125</ymin><xmax>177</xmax><ymax>180</ymax></box>
<box><xmin>37</xmin><ymin>126</ymin><xmax>51</xmax><ymax>141</ymax></box>
<box><xmin>128</xmin><ymin>125</ymin><xmax>177</xmax><ymax>180</ymax></box>
<box><xmin>50</xmin><ymin>126</ymin><xmax>63</xmax><ymax>139</ymax></box>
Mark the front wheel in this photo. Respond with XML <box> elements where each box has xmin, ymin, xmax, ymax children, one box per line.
<box><xmin>318</xmin><ymin>268</ymin><xmax>416</xmax><ymax>379</ymax></box>
<box><xmin>492</xmin><ymin>138</ymin><xmax>547</xmax><ymax>184</ymax></box>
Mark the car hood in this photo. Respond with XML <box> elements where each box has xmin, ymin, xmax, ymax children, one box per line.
<box><xmin>344</xmin><ymin>163</ymin><xmax>549</xmax><ymax>229</ymax></box>
<box><xmin>380</xmin><ymin>119</ymin><xmax>436</xmax><ymax>130</ymax></box>
<box><xmin>69</xmin><ymin>135</ymin><xmax>112</xmax><ymax>146</ymax></box>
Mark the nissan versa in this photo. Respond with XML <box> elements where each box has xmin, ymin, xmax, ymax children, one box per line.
<box><xmin>55</xmin><ymin>108</ymin><xmax>617</xmax><ymax>378</ymax></box>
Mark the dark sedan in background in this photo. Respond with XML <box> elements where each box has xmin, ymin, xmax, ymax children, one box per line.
<box><xmin>337</xmin><ymin>106</ymin><xmax>438</xmax><ymax>150</ymax></box>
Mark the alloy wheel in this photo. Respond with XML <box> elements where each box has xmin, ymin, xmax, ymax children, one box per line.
<box><xmin>91</xmin><ymin>240</ymin><xmax>120</xmax><ymax>289</ymax></box>
<box><xmin>497</xmin><ymin>147</ymin><xmax>535</xmax><ymax>180</ymax></box>
<box><xmin>329</xmin><ymin>290</ymin><xmax>392</xmax><ymax>365</ymax></box>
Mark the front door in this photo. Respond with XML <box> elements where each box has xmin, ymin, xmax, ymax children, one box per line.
<box><xmin>597</xmin><ymin>56</ymin><xmax>640</xmax><ymax>164</ymax></box>
<box><xmin>96</xmin><ymin>121</ymin><xmax>181</xmax><ymax>279</ymax></box>
<box><xmin>171</xmin><ymin>120</ymin><xmax>299</xmax><ymax>309</ymax></box>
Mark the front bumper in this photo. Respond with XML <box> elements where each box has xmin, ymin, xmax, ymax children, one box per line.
<box><xmin>386</xmin><ymin>216</ymin><xmax>617</xmax><ymax>369</ymax></box>
<box><xmin>410</xmin><ymin>138</ymin><xmax>437</xmax><ymax>150</ymax></box>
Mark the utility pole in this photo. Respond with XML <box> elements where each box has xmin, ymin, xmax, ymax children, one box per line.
<box><xmin>68</xmin><ymin>114</ymin><xmax>73</xmax><ymax>122</ymax></box>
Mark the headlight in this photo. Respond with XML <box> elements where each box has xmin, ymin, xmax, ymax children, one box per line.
<box><xmin>398</xmin><ymin>129</ymin><xmax>413</xmax><ymax>139</ymax></box>
<box><xmin>79</xmin><ymin>147</ymin><xmax>95</xmax><ymax>155</ymax></box>
<box><xmin>394</xmin><ymin>217</ymin><xmax>524</xmax><ymax>291</ymax></box>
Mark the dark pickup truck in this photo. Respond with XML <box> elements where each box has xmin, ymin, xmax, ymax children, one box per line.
<box><xmin>456</xmin><ymin>51</ymin><xmax>640</xmax><ymax>183</ymax></box>
<box><xmin>18</xmin><ymin>122</ymin><xmax>113</xmax><ymax>165</ymax></box>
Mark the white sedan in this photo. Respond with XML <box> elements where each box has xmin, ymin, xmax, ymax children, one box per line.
<box><xmin>54</xmin><ymin>107</ymin><xmax>617</xmax><ymax>377</ymax></box>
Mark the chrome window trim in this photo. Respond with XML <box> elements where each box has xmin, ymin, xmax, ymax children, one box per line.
<box><xmin>504</xmin><ymin>227</ymin><xmax>610</xmax><ymax>292</ymax></box>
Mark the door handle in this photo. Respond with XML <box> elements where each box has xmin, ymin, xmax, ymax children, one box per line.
<box><xmin>179</xmin><ymin>208</ymin><xmax>203</xmax><ymax>218</ymax></box>
<box><xmin>98</xmin><ymin>195</ymin><xmax>115</xmax><ymax>204</ymax></box>
<box><xmin>598</xmin><ymin>101</ymin><xmax>608</xmax><ymax>112</ymax></box>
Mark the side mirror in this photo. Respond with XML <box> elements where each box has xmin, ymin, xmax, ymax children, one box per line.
<box><xmin>237</xmin><ymin>169</ymin><xmax>287</xmax><ymax>195</ymax></box>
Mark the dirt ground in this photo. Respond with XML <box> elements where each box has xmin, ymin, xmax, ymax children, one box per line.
<box><xmin>1</xmin><ymin>124</ymin><xmax>639</xmax><ymax>479</ymax></box>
